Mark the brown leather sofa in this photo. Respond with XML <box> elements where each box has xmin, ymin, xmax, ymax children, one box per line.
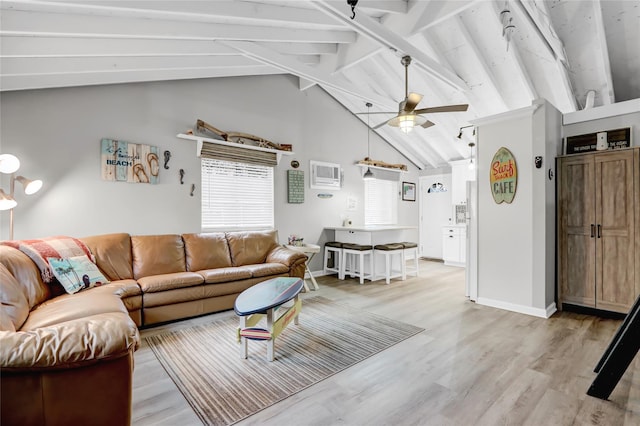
<box><xmin>0</xmin><ymin>230</ymin><xmax>306</xmax><ymax>426</ymax></box>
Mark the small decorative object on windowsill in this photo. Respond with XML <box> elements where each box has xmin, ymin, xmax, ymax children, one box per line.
<box><xmin>288</xmin><ymin>235</ymin><xmax>304</xmax><ymax>247</ymax></box>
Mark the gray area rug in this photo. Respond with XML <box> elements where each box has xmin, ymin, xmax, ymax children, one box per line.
<box><xmin>146</xmin><ymin>296</ymin><xmax>424</xmax><ymax>426</ymax></box>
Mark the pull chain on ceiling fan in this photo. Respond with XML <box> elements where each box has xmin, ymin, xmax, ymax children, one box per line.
<box><xmin>357</xmin><ymin>55</ymin><xmax>469</xmax><ymax>134</ymax></box>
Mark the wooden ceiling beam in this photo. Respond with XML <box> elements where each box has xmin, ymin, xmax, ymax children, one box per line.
<box><xmin>0</xmin><ymin>9</ymin><xmax>355</xmax><ymax>44</ymax></box>
<box><xmin>309</xmin><ymin>0</ymin><xmax>468</xmax><ymax>92</ymax></box>
<box><xmin>0</xmin><ymin>65</ymin><xmax>281</xmax><ymax>92</ymax></box>
<box><xmin>592</xmin><ymin>0</ymin><xmax>615</xmax><ymax>104</ymax></box>
<box><xmin>220</xmin><ymin>40</ymin><xmax>397</xmax><ymax>110</ymax></box>
<box><xmin>1</xmin><ymin>0</ymin><xmax>341</xmax><ymax>29</ymax></box>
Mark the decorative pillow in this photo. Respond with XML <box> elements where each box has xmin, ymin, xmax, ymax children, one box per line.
<box><xmin>47</xmin><ymin>255</ymin><xmax>110</xmax><ymax>294</ymax></box>
<box><xmin>1</xmin><ymin>236</ymin><xmax>95</xmax><ymax>284</ymax></box>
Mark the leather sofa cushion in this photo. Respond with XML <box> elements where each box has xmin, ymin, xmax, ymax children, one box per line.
<box><xmin>241</xmin><ymin>263</ymin><xmax>290</xmax><ymax>278</ymax></box>
<box><xmin>131</xmin><ymin>235</ymin><xmax>186</xmax><ymax>279</ymax></box>
<box><xmin>226</xmin><ymin>230</ymin><xmax>278</xmax><ymax>266</ymax></box>
<box><xmin>137</xmin><ymin>272</ymin><xmax>204</xmax><ymax>294</ymax></box>
<box><xmin>182</xmin><ymin>233</ymin><xmax>232</xmax><ymax>271</ymax></box>
<box><xmin>0</xmin><ymin>246</ymin><xmax>49</xmax><ymax>309</ymax></box>
<box><xmin>143</xmin><ymin>277</ymin><xmax>269</xmax><ymax>308</ymax></box>
<box><xmin>198</xmin><ymin>267</ymin><xmax>252</xmax><ymax>284</ymax></box>
<box><xmin>0</xmin><ymin>265</ymin><xmax>29</xmax><ymax>331</ymax></box>
<box><xmin>20</xmin><ymin>288</ymin><xmax>128</xmax><ymax>332</ymax></box>
<box><xmin>81</xmin><ymin>233</ymin><xmax>133</xmax><ymax>281</ymax></box>
<box><xmin>0</xmin><ymin>311</ymin><xmax>139</xmax><ymax>369</ymax></box>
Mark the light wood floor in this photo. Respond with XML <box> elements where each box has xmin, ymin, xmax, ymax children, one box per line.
<box><xmin>132</xmin><ymin>261</ymin><xmax>640</xmax><ymax>425</ymax></box>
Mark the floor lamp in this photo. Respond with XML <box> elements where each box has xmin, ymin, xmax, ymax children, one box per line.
<box><xmin>0</xmin><ymin>154</ymin><xmax>43</xmax><ymax>240</ymax></box>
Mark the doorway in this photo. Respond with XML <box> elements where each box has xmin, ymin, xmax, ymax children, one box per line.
<box><xmin>419</xmin><ymin>174</ymin><xmax>452</xmax><ymax>260</ymax></box>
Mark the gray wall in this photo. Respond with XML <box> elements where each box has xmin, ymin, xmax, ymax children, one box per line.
<box><xmin>0</xmin><ymin>75</ymin><xmax>419</xmax><ymax>272</ymax></box>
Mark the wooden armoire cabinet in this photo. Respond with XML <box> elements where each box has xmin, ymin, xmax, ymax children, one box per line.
<box><xmin>557</xmin><ymin>147</ymin><xmax>640</xmax><ymax>313</ymax></box>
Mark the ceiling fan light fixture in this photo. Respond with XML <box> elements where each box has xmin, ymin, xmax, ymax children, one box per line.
<box><xmin>389</xmin><ymin>113</ymin><xmax>427</xmax><ymax>134</ymax></box>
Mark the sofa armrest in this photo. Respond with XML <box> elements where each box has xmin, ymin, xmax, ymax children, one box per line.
<box><xmin>266</xmin><ymin>245</ymin><xmax>307</xmax><ymax>267</ymax></box>
<box><xmin>0</xmin><ymin>312</ymin><xmax>139</xmax><ymax>371</ymax></box>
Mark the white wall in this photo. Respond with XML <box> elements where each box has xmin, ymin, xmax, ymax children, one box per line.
<box><xmin>473</xmin><ymin>100</ymin><xmax>561</xmax><ymax>317</ymax></box>
<box><xmin>0</xmin><ymin>75</ymin><xmax>420</xmax><ymax>272</ymax></box>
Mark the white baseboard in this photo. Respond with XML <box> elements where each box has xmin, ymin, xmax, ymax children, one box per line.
<box><xmin>476</xmin><ymin>297</ymin><xmax>557</xmax><ymax>319</ymax></box>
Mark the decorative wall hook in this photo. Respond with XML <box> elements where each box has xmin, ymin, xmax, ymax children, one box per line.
<box><xmin>179</xmin><ymin>168</ymin><xmax>185</xmax><ymax>184</ymax></box>
<box><xmin>347</xmin><ymin>0</ymin><xmax>358</xmax><ymax>19</ymax></box>
<box><xmin>190</xmin><ymin>183</ymin><xmax>195</xmax><ymax>196</ymax></box>
<box><xmin>163</xmin><ymin>150</ymin><xmax>171</xmax><ymax>169</ymax></box>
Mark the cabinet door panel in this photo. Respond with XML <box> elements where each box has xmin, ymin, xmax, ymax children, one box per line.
<box><xmin>558</xmin><ymin>156</ymin><xmax>596</xmax><ymax>307</ymax></box>
<box><xmin>595</xmin><ymin>151</ymin><xmax>636</xmax><ymax>312</ymax></box>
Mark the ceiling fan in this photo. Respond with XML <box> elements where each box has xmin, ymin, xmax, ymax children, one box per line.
<box><xmin>358</xmin><ymin>55</ymin><xmax>469</xmax><ymax>134</ymax></box>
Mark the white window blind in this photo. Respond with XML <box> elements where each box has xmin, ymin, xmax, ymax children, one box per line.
<box><xmin>364</xmin><ymin>178</ymin><xmax>398</xmax><ymax>225</ymax></box>
<box><xmin>201</xmin><ymin>158</ymin><xmax>274</xmax><ymax>230</ymax></box>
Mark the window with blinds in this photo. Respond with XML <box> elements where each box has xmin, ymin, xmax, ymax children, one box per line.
<box><xmin>364</xmin><ymin>178</ymin><xmax>398</xmax><ymax>225</ymax></box>
<box><xmin>201</xmin><ymin>158</ymin><xmax>274</xmax><ymax>230</ymax></box>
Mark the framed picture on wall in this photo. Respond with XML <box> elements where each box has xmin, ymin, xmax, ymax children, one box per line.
<box><xmin>402</xmin><ymin>181</ymin><xmax>416</xmax><ymax>201</ymax></box>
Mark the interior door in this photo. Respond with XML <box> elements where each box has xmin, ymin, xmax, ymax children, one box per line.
<box><xmin>559</xmin><ymin>155</ymin><xmax>596</xmax><ymax>308</ymax></box>
<box><xmin>595</xmin><ymin>150</ymin><xmax>636</xmax><ymax>312</ymax></box>
<box><xmin>419</xmin><ymin>175</ymin><xmax>452</xmax><ymax>259</ymax></box>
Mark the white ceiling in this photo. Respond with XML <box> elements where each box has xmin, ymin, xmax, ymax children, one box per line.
<box><xmin>1</xmin><ymin>0</ymin><xmax>638</xmax><ymax>169</ymax></box>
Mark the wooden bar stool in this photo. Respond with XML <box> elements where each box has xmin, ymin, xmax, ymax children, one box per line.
<box><xmin>323</xmin><ymin>241</ymin><xmax>344</xmax><ymax>279</ymax></box>
<box><xmin>341</xmin><ymin>243</ymin><xmax>374</xmax><ymax>284</ymax></box>
<box><xmin>374</xmin><ymin>243</ymin><xmax>406</xmax><ymax>284</ymax></box>
<box><xmin>400</xmin><ymin>242</ymin><xmax>419</xmax><ymax>277</ymax></box>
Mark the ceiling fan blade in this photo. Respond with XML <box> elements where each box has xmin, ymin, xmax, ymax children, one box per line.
<box><xmin>403</xmin><ymin>92</ymin><xmax>423</xmax><ymax>113</ymax></box>
<box><xmin>421</xmin><ymin>120</ymin><xmax>435</xmax><ymax>129</ymax></box>
<box><xmin>414</xmin><ymin>104</ymin><xmax>469</xmax><ymax>114</ymax></box>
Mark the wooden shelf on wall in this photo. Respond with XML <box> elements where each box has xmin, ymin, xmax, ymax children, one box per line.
<box><xmin>177</xmin><ymin>133</ymin><xmax>295</xmax><ymax>165</ymax></box>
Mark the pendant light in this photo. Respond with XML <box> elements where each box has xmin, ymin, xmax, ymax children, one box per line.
<box><xmin>468</xmin><ymin>142</ymin><xmax>476</xmax><ymax>171</ymax></box>
<box><xmin>363</xmin><ymin>102</ymin><xmax>374</xmax><ymax>180</ymax></box>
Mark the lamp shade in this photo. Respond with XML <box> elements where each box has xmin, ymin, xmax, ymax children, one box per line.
<box><xmin>388</xmin><ymin>114</ymin><xmax>427</xmax><ymax>134</ymax></box>
<box><xmin>363</xmin><ymin>167</ymin><xmax>375</xmax><ymax>180</ymax></box>
<box><xmin>16</xmin><ymin>176</ymin><xmax>43</xmax><ymax>195</ymax></box>
<box><xmin>0</xmin><ymin>154</ymin><xmax>20</xmax><ymax>174</ymax></box>
<box><xmin>0</xmin><ymin>189</ymin><xmax>17</xmax><ymax>210</ymax></box>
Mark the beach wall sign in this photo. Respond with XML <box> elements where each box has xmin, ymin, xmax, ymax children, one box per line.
<box><xmin>490</xmin><ymin>147</ymin><xmax>517</xmax><ymax>204</ymax></box>
<box><xmin>101</xmin><ymin>138</ymin><xmax>159</xmax><ymax>184</ymax></box>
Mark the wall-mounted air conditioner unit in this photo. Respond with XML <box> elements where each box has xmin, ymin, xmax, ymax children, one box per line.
<box><xmin>310</xmin><ymin>160</ymin><xmax>341</xmax><ymax>190</ymax></box>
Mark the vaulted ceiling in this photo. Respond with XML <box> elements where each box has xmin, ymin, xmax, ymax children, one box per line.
<box><xmin>1</xmin><ymin>0</ymin><xmax>638</xmax><ymax>169</ymax></box>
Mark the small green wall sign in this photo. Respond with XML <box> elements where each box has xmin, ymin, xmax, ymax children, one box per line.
<box><xmin>490</xmin><ymin>147</ymin><xmax>517</xmax><ymax>204</ymax></box>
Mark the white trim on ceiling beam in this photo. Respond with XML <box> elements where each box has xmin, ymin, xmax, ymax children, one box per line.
<box><xmin>220</xmin><ymin>40</ymin><xmax>396</xmax><ymax>109</ymax></box>
<box><xmin>0</xmin><ymin>35</ymin><xmax>337</xmax><ymax>57</ymax></box>
<box><xmin>309</xmin><ymin>0</ymin><xmax>468</xmax><ymax>92</ymax></box>
<box><xmin>410</xmin><ymin>0</ymin><xmax>479</xmax><ymax>35</ymax></box>
<box><xmin>358</xmin><ymin>1</ymin><xmax>408</xmax><ymax>15</ymax></box>
<box><xmin>592</xmin><ymin>0</ymin><xmax>615</xmax><ymax>105</ymax></box>
<box><xmin>508</xmin><ymin>0</ymin><xmax>578</xmax><ymax>112</ymax></box>
<box><xmin>562</xmin><ymin>98</ymin><xmax>640</xmax><ymax>125</ymax></box>
<box><xmin>454</xmin><ymin>15</ymin><xmax>508</xmax><ymax>111</ymax></box>
<box><xmin>1</xmin><ymin>0</ymin><xmax>342</xmax><ymax>30</ymax></box>
<box><xmin>0</xmin><ymin>9</ymin><xmax>356</xmax><ymax>44</ymax></box>
<box><xmin>1</xmin><ymin>55</ymin><xmax>266</xmax><ymax>75</ymax></box>
<box><xmin>0</xmin><ymin>65</ymin><xmax>281</xmax><ymax>92</ymax></box>
<box><xmin>488</xmin><ymin>1</ymin><xmax>537</xmax><ymax>102</ymax></box>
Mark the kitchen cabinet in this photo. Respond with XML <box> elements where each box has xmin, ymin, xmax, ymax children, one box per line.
<box><xmin>442</xmin><ymin>225</ymin><xmax>466</xmax><ymax>267</ymax></box>
<box><xmin>557</xmin><ymin>148</ymin><xmax>639</xmax><ymax>313</ymax></box>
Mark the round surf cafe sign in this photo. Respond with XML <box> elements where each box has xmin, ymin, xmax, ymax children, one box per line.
<box><xmin>490</xmin><ymin>147</ymin><xmax>517</xmax><ymax>204</ymax></box>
